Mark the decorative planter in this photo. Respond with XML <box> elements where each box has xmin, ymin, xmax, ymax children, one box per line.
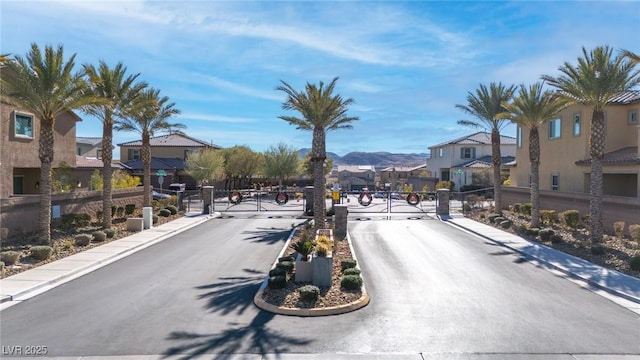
<box><xmin>312</xmin><ymin>254</ymin><xmax>333</xmax><ymax>287</ymax></box>
<box><xmin>295</xmin><ymin>253</ymin><xmax>313</xmax><ymax>282</ymax></box>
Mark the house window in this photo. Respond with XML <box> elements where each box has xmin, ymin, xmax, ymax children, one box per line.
<box><xmin>516</xmin><ymin>126</ymin><xmax>522</xmax><ymax>148</ymax></box>
<box><xmin>549</xmin><ymin>118</ymin><xmax>561</xmax><ymax>139</ymax></box>
<box><xmin>128</xmin><ymin>149</ymin><xmax>141</xmax><ymax>160</ymax></box>
<box><xmin>573</xmin><ymin>113</ymin><xmax>581</xmax><ymax>136</ymax></box>
<box><xmin>14</xmin><ymin>112</ymin><xmax>34</xmax><ymax>138</ymax></box>
<box><xmin>438</xmin><ymin>148</ymin><xmax>443</xmax><ymax>157</ymax></box>
<box><xmin>460</xmin><ymin>147</ymin><xmax>476</xmax><ymax>160</ymax></box>
<box><xmin>630</xmin><ymin>110</ymin><xmax>638</xmax><ymax>124</ymax></box>
<box><xmin>551</xmin><ymin>173</ymin><xmax>559</xmax><ymax>191</ymax></box>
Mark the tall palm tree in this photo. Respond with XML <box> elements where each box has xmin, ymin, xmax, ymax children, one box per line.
<box><xmin>456</xmin><ymin>82</ymin><xmax>515</xmax><ymax>214</ymax></box>
<box><xmin>277</xmin><ymin>77</ymin><xmax>358</xmax><ymax>230</ymax></box>
<box><xmin>0</xmin><ymin>44</ymin><xmax>98</xmax><ymax>245</ymax></box>
<box><xmin>542</xmin><ymin>46</ymin><xmax>640</xmax><ymax>244</ymax></box>
<box><xmin>83</xmin><ymin>61</ymin><xmax>147</xmax><ymax>229</ymax></box>
<box><xmin>621</xmin><ymin>49</ymin><xmax>640</xmax><ymax>64</ymax></box>
<box><xmin>116</xmin><ymin>88</ymin><xmax>184</xmax><ymax>207</ymax></box>
<box><xmin>501</xmin><ymin>82</ymin><xmax>570</xmax><ymax>228</ymax></box>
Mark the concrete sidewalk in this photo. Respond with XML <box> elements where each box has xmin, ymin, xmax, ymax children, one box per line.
<box><xmin>439</xmin><ymin>214</ymin><xmax>640</xmax><ymax>311</ymax></box>
<box><xmin>0</xmin><ymin>212</ymin><xmax>218</xmax><ymax>305</ymax></box>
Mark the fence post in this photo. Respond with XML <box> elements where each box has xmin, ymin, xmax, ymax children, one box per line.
<box><xmin>304</xmin><ymin>186</ymin><xmax>314</xmax><ymax>216</ymax></box>
<box><xmin>334</xmin><ymin>204</ymin><xmax>348</xmax><ymax>240</ymax></box>
<box><xmin>437</xmin><ymin>189</ymin><xmax>450</xmax><ymax>216</ymax></box>
<box><xmin>202</xmin><ymin>186</ymin><xmax>214</xmax><ymax>214</ymax></box>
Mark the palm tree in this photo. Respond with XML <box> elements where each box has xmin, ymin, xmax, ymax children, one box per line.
<box><xmin>83</xmin><ymin>61</ymin><xmax>147</xmax><ymax>229</ymax></box>
<box><xmin>116</xmin><ymin>88</ymin><xmax>184</xmax><ymax>207</ymax></box>
<box><xmin>621</xmin><ymin>49</ymin><xmax>640</xmax><ymax>64</ymax></box>
<box><xmin>542</xmin><ymin>46</ymin><xmax>640</xmax><ymax>244</ymax></box>
<box><xmin>501</xmin><ymin>83</ymin><xmax>569</xmax><ymax>227</ymax></box>
<box><xmin>277</xmin><ymin>77</ymin><xmax>358</xmax><ymax>230</ymax></box>
<box><xmin>0</xmin><ymin>44</ymin><xmax>98</xmax><ymax>245</ymax></box>
<box><xmin>455</xmin><ymin>82</ymin><xmax>515</xmax><ymax>214</ymax></box>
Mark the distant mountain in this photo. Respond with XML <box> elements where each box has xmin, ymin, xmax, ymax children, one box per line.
<box><xmin>298</xmin><ymin>149</ymin><xmax>428</xmax><ymax>168</ymax></box>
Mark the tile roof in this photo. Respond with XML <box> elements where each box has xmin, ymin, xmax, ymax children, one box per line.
<box><xmin>75</xmin><ymin>155</ymin><xmax>124</xmax><ymax>169</ymax></box>
<box><xmin>337</xmin><ymin>165</ymin><xmax>376</xmax><ymax>173</ymax></box>
<box><xmin>117</xmin><ymin>133</ymin><xmax>221</xmax><ymax>148</ymax></box>
<box><xmin>121</xmin><ymin>157</ymin><xmax>187</xmax><ymax>171</ymax></box>
<box><xmin>607</xmin><ymin>91</ymin><xmax>640</xmax><ymax>104</ymax></box>
<box><xmin>575</xmin><ymin>147</ymin><xmax>640</xmax><ymax>166</ymax></box>
<box><xmin>380</xmin><ymin>166</ymin><xmax>417</xmax><ymax>172</ymax></box>
<box><xmin>454</xmin><ymin>155</ymin><xmax>515</xmax><ymax>168</ymax></box>
<box><xmin>429</xmin><ymin>131</ymin><xmax>516</xmax><ymax>148</ymax></box>
<box><xmin>76</xmin><ymin>137</ymin><xmax>102</xmax><ymax>146</ymax></box>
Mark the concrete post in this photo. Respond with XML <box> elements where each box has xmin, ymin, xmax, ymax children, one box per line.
<box><xmin>437</xmin><ymin>189</ymin><xmax>450</xmax><ymax>216</ymax></box>
<box><xmin>142</xmin><ymin>206</ymin><xmax>153</xmax><ymax>229</ymax></box>
<box><xmin>304</xmin><ymin>186</ymin><xmax>314</xmax><ymax>216</ymax></box>
<box><xmin>334</xmin><ymin>204</ymin><xmax>348</xmax><ymax>240</ymax></box>
<box><xmin>202</xmin><ymin>186</ymin><xmax>214</xmax><ymax>214</ymax></box>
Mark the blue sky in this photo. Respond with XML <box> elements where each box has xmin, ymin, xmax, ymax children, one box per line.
<box><xmin>2</xmin><ymin>1</ymin><xmax>639</xmax><ymax>158</ymax></box>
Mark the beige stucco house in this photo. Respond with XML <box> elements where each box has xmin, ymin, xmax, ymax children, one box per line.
<box><xmin>337</xmin><ymin>165</ymin><xmax>376</xmax><ymax>191</ymax></box>
<box><xmin>76</xmin><ymin>136</ymin><xmax>103</xmax><ymax>158</ymax></box>
<box><xmin>509</xmin><ymin>91</ymin><xmax>640</xmax><ymax>198</ymax></box>
<box><xmin>0</xmin><ymin>103</ymin><xmax>80</xmax><ymax>199</ymax></box>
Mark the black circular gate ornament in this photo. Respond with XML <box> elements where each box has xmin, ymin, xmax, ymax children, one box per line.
<box><xmin>358</xmin><ymin>192</ymin><xmax>372</xmax><ymax>206</ymax></box>
<box><xmin>406</xmin><ymin>192</ymin><xmax>420</xmax><ymax>206</ymax></box>
<box><xmin>229</xmin><ymin>191</ymin><xmax>243</xmax><ymax>204</ymax></box>
<box><xmin>275</xmin><ymin>192</ymin><xmax>289</xmax><ymax>205</ymax></box>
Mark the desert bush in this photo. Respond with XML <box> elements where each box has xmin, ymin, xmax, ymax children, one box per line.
<box><xmin>630</xmin><ymin>256</ymin><xmax>640</xmax><ymax>271</ymax></box>
<box><xmin>269</xmin><ymin>267</ymin><xmax>286</xmax><ymax>277</ymax></box>
<box><xmin>562</xmin><ymin>210</ymin><xmax>580</xmax><ymax>230</ymax></box>
<box><xmin>341</xmin><ymin>259</ymin><xmax>357</xmax><ymax>271</ymax></box>
<box><xmin>629</xmin><ymin>224</ymin><xmax>640</xmax><ymax>242</ymax></box>
<box><xmin>104</xmin><ymin>229</ymin><xmax>116</xmax><ymax>238</ymax></box>
<box><xmin>463</xmin><ymin>203</ymin><xmax>473</xmax><ymax>212</ymax></box>
<box><xmin>520</xmin><ymin>203</ymin><xmax>532</xmax><ymax>216</ymax></box>
<box><xmin>465</xmin><ymin>194</ymin><xmax>480</xmax><ymax>208</ymax></box>
<box><xmin>152</xmin><ymin>215</ymin><xmax>159</xmax><ymax>224</ymax></box>
<box><xmin>540</xmin><ymin>210</ymin><xmax>559</xmax><ymax>225</ymax></box>
<box><xmin>298</xmin><ymin>285</ymin><xmax>320</xmax><ymax>301</ymax></box>
<box><xmin>315</xmin><ymin>243</ymin><xmax>331</xmax><ymax>257</ymax></box>
<box><xmin>539</xmin><ymin>229</ymin><xmax>555</xmax><ymax>241</ymax></box>
<box><xmin>591</xmin><ymin>244</ymin><xmax>606</xmax><ymax>256</ymax></box>
<box><xmin>165</xmin><ymin>205</ymin><xmax>178</xmax><ymax>215</ymax></box>
<box><xmin>62</xmin><ymin>239</ymin><xmax>74</xmax><ymax>250</ymax></box>
<box><xmin>92</xmin><ymin>231</ymin><xmax>107</xmax><ymax>242</ymax></box>
<box><xmin>499</xmin><ymin>220</ymin><xmax>512</xmax><ymax>229</ymax></box>
<box><xmin>74</xmin><ymin>234</ymin><xmax>91</xmax><ymax>246</ymax></box>
<box><xmin>29</xmin><ymin>246</ymin><xmax>53</xmax><ymax>261</ymax></box>
<box><xmin>315</xmin><ymin>234</ymin><xmax>333</xmax><ymax>248</ymax></box>
<box><xmin>513</xmin><ymin>224</ymin><xmax>527</xmax><ymax>234</ymax></box>
<box><xmin>479</xmin><ymin>212</ymin><xmax>487</xmax><ymax>220</ymax></box>
<box><xmin>343</xmin><ymin>268</ymin><xmax>361</xmax><ymax>276</ymax></box>
<box><xmin>159</xmin><ymin>209</ymin><xmax>171</xmax><ymax>217</ymax></box>
<box><xmin>292</xmin><ymin>240</ymin><xmax>315</xmax><ymax>260</ymax></box>
<box><xmin>77</xmin><ymin>213</ymin><xmax>91</xmax><ymax>227</ymax></box>
<box><xmin>268</xmin><ymin>276</ymin><xmax>286</xmax><ymax>289</ymax></box>
<box><xmin>0</xmin><ymin>251</ymin><xmax>20</xmax><ymax>265</ymax></box>
<box><xmin>116</xmin><ymin>206</ymin><xmax>125</xmax><ymax>217</ymax></box>
<box><xmin>61</xmin><ymin>213</ymin><xmax>91</xmax><ymax>227</ymax></box>
<box><xmin>613</xmin><ymin>221</ymin><xmax>625</xmax><ymax>239</ymax></box>
<box><xmin>550</xmin><ymin>234</ymin><xmax>563</xmax><ymax>244</ymax></box>
<box><xmin>435</xmin><ymin>180</ymin><xmax>453</xmax><ymax>190</ymax></box>
<box><xmin>341</xmin><ymin>275</ymin><xmax>363</xmax><ymax>290</ymax></box>
<box><xmin>512</xmin><ymin>203</ymin><xmax>522</xmax><ymax>213</ymax></box>
<box><xmin>276</xmin><ymin>261</ymin><xmax>294</xmax><ymax>273</ymax></box>
<box><xmin>125</xmin><ymin>204</ymin><xmax>136</xmax><ymax>215</ymax></box>
<box><xmin>61</xmin><ymin>213</ymin><xmax>76</xmax><ymax>227</ymax></box>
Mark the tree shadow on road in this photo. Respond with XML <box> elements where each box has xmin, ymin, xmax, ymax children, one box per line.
<box><xmin>162</xmin><ymin>268</ymin><xmax>312</xmax><ymax>359</ymax></box>
<box><xmin>242</xmin><ymin>226</ymin><xmax>295</xmax><ymax>245</ymax></box>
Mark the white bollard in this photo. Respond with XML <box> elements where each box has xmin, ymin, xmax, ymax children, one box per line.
<box><xmin>142</xmin><ymin>206</ymin><xmax>153</xmax><ymax>229</ymax></box>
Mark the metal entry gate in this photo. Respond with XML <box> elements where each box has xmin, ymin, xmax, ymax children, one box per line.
<box><xmin>336</xmin><ymin>191</ymin><xmax>437</xmax><ymax>214</ymax></box>
<box><xmin>212</xmin><ymin>190</ymin><xmax>306</xmax><ymax>212</ymax></box>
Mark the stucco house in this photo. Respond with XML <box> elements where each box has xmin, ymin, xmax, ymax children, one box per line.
<box><xmin>76</xmin><ymin>136</ymin><xmax>102</xmax><ymax>158</ymax></box>
<box><xmin>510</xmin><ymin>91</ymin><xmax>640</xmax><ymax>198</ymax></box>
<box><xmin>0</xmin><ymin>103</ymin><xmax>81</xmax><ymax>199</ymax></box>
<box><xmin>426</xmin><ymin>131</ymin><xmax>516</xmax><ymax>189</ymax></box>
<box><xmin>337</xmin><ymin>165</ymin><xmax>376</xmax><ymax>191</ymax></box>
<box><xmin>117</xmin><ymin>133</ymin><xmax>222</xmax><ymax>190</ymax></box>
<box><xmin>379</xmin><ymin>165</ymin><xmax>432</xmax><ymax>191</ymax></box>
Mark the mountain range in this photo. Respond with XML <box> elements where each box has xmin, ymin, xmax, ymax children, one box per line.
<box><xmin>298</xmin><ymin>149</ymin><xmax>428</xmax><ymax>168</ymax></box>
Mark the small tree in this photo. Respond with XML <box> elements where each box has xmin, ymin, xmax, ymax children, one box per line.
<box><xmin>185</xmin><ymin>149</ymin><xmax>225</xmax><ymax>186</ymax></box>
<box><xmin>262</xmin><ymin>143</ymin><xmax>300</xmax><ymax>188</ymax></box>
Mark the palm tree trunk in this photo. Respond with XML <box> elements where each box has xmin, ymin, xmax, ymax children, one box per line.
<box><xmin>38</xmin><ymin>117</ymin><xmax>55</xmax><ymax>245</ymax></box>
<box><xmin>491</xmin><ymin>128</ymin><xmax>502</xmax><ymax>214</ymax></box>
<box><xmin>142</xmin><ymin>132</ymin><xmax>151</xmax><ymax>207</ymax></box>
<box><xmin>529</xmin><ymin>127</ymin><xmax>540</xmax><ymax>228</ymax></box>
<box><xmin>102</xmin><ymin>119</ymin><xmax>113</xmax><ymax>229</ymax></box>
<box><xmin>312</xmin><ymin>128</ymin><xmax>326</xmax><ymax>231</ymax></box>
<box><xmin>589</xmin><ymin>110</ymin><xmax>606</xmax><ymax>244</ymax></box>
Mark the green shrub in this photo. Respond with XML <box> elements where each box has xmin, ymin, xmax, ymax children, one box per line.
<box><xmin>74</xmin><ymin>234</ymin><xmax>91</xmax><ymax>247</ymax></box>
<box><xmin>104</xmin><ymin>229</ymin><xmax>116</xmax><ymax>238</ymax></box>
<box><xmin>343</xmin><ymin>268</ymin><xmax>361</xmax><ymax>276</ymax></box>
<box><xmin>62</xmin><ymin>240</ymin><xmax>74</xmax><ymax>250</ymax></box>
<box><xmin>341</xmin><ymin>275</ymin><xmax>363</xmax><ymax>290</ymax></box>
<box><xmin>629</xmin><ymin>224</ymin><xmax>640</xmax><ymax>242</ymax></box>
<box><xmin>111</xmin><ymin>205</ymin><xmax>117</xmax><ymax>217</ymax></box>
<box><xmin>520</xmin><ymin>203</ymin><xmax>532</xmax><ymax>216</ymax></box>
<box><xmin>550</xmin><ymin>234</ymin><xmax>563</xmax><ymax>244</ymax></box>
<box><xmin>278</xmin><ymin>255</ymin><xmax>295</xmax><ymax>263</ymax></box>
<box><xmin>76</xmin><ymin>213</ymin><xmax>91</xmax><ymax>227</ymax></box>
<box><xmin>159</xmin><ymin>209</ymin><xmax>171</xmax><ymax>217</ymax></box>
<box><xmin>269</xmin><ymin>267</ymin><xmax>287</xmax><ymax>277</ymax></box>
<box><xmin>613</xmin><ymin>221</ymin><xmax>625</xmax><ymax>238</ymax></box>
<box><xmin>298</xmin><ymin>285</ymin><xmax>320</xmax><ymax>301</ymax></box>
<box><xmin>499</xmin><ymin>220</ymin><xmax>512</xmax><ymax>229</ymax></box>
<box><xmin>292</xmin><ymin>240</ymin><xmax>315</xmax><ymax>260</ymax></box>
<box><xmin>591</xmin><ymin>244</ymin><xmax>606</xmax><ymax>256</ymax></box>
<box><xmin>0</xmin><ymin>251</ymin><xmax>20</xmax><ymax>265</ymax></box>
<box><xmin>630</xmin><ymin>256</ymin><xmax>640</xmax><ymax>271</ymax></box>
<box><xmin>165</xmin><ymin>205</ymin><xmax>178</xmax><ymax>215</ymax></box>
<box><xmin>92</xmin><ymin>231</ymin><xmax>107</xmax><ymax>242</ymax></box>
<box><xmin>276</xmin><ymin>261</ymin><xmax>294</xmax><ymax>273</ymax></box>
<box><xmin>341</xmin><ymin>259</ymin><xmax>357</xmax><ymax>271</ymax></box>
<box><xmin>514</xmin><ymin>224</ymin><xmax>527</xmax><ymax>234</ymax></box>
<box><xmin>562</xmin><ymin>210</ymin><xmax>580</xmax><ymax>230</ymax></box>
<box><xmin>116</xmin><ymin>206</ymin><xmax>125</xmax><ymax>217</ymax></box>
<box><xmin>152</xmin><ymin>215</ymin><xmax>159</xmax><ymax>224</ymax></box>
<box><xmin>61</xmin><ymin>213</ymin><xmax>91</xmax><ymax>227</ymax></box>
<box><xmin>539</xmin><ymin>228</ymin><xmax>555</xmax><ymax>241</ymax></box>
<box><xmin>61</xmin><ymin>213</ymin><xmax>76</xmax><ymax>227</ymax></box>
<box><xmin>540</xmin><ymin>210</ymin><xmax>559</xmax><ymax>225</ymax></box>
<box><xmin>268</xmin><ymin>275</ymin><xmax>286</xmax><ymax>289</ymax></box>
<box><xmin>29</xmin><ymin>246</ymin><xmax>53</xmax><ymax>261</ymax></box>
<box><xmin>125</xmin><ymin>204</ymin><xmax>136</xmax><ymax>215</ymax></box>
<box><xmin>512</xmin><ymin>203</ymin><xmax>522</xmax><ymax>213</ymax></box>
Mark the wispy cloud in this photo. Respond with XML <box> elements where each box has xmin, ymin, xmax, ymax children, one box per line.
<box><xmin>179</xmin><ymin>113</ymin><xmax>256</xmax><ymax>124</ymax></box>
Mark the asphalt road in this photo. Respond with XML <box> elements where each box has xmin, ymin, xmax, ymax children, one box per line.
<box><xmin>0</xmin><ymin>215</ymin><xmax>638</xmax><ymax>358</ymax></box>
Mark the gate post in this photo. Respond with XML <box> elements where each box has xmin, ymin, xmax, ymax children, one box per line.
<box><xmin>202</xmin><ymin>186</ymin><xmax>214</xmax><ymax>214</ymax></box>
<box><xmin>304</xmin><ymin>186</ymin><xmax>314</xmax><ymax>216</ymax></box>
<box><xmin>334</xmin><ymin>204</ymin><xmax>348</xmax><ymax>240</ymax></box>
<box><xmin>437</xmin><ymin>189</ymin><xmax>450</xmax><ymax>216</ymax></box>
